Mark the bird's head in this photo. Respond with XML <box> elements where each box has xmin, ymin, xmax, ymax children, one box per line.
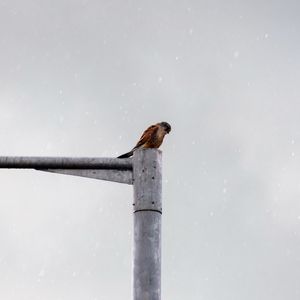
<box><xmin>159</xmin><ymin>122</ymin><xmax>171</xmax><ymax>134</ymax></box>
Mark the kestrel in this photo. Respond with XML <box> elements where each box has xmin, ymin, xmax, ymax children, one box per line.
<box><xmin>117</xmin><ymin>122</ymin><xmax>171</xmax><ymax>158</ymax></box>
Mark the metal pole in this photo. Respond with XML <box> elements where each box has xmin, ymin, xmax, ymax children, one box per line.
<box><xmin>133</xmin><ymin>149</ymin><xmax>162</xmax><ymax>300</ymax></box>
<box><xmin>0</xmin><ymin>156</ymin><xmax>132</xmax><ymax>170</ymax></box>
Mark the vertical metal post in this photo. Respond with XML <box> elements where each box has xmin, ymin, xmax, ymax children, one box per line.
<box><xmin>133</xmin><ymin>149</ymin><xmax>162</xmax><ymax>300</ymax></box>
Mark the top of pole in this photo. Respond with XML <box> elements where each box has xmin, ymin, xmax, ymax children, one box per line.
<box><xmin>0</xmin><ymin>156</ymin><xmax>132</xmax><ymax>170</ymax></box>
<box><xmin>133</xmin><ymin>149</ymin><xmax>162</xmax><ymax>213</ymax></box>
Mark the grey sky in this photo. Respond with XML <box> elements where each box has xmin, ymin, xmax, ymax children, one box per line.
<box><xmin>0</xmin><ymin>0</ymin><xmax>300</xmax><ymax>299</ymax></box>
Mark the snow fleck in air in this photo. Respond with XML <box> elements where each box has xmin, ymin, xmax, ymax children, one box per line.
<box><xmin>264</xmin><ymin>33</ymin><xmax>269</xmax><ymax>39</ymax></box>
<box><xmin>188</xmin><ymin>28</ymin><xmax>193</xmax><ymax>35</ymax></box>
<box><xmin>175</xmin><ymin>56</ymin><xmax>179</xmax><ymax>61</ymax></box>
<box><xmin>59</xmin><ymin>89</ymin><xmax>63</xmax><ymax>95</ymax></box>
<box><xmin>38</xmin><ymin>269</ymin><xmax>45</xmax><ymax>277</ymax></box>
<box><xmin>233</xmin><ymin>51</ymin><xmax>240</xmax><ymax>58</ymax></box>
<box><xmin>291</xmin><ymin>152</ymin><xmax>295</xmax><ymax>157</ymax></box>
<box><xmin>158</xmin><ymin>76</ymin><xmax>163</xmax><ymax>83</ymax></box>
<box><xmin>223</xmin><ymin>188</ymin><xmax>227</xmax><ymax>194</ymax></box>
<box><xmin>291</xmin><ymin>139</ymin><xmax>295</xmax><ymax>144</ymax></box>
<box><xmin>210</xmin><ymin>211</ymin><xmax>214</xmax><ymax>217</ymax></box>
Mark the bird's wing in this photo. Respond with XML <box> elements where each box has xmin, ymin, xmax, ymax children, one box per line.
<box><xmin>133</xmin><ymin>125</ymin><xmax>158</xmax><ymax>149</ymax></box>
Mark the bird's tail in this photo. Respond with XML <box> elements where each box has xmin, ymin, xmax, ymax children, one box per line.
<box><xmin>117</xmin><ymin>150</ymin><xmax>134</xmax><ymax>159</ymax></box>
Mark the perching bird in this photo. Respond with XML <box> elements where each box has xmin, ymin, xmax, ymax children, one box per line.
<box><xmin>117</xmin><ymin>121</ymin><xmax>171</xmax><ymax>158</ymax></box>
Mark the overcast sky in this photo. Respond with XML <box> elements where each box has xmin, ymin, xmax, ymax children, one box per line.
<box><xmin>0</xmin><ymin>0</ymin><xmax>300</xmax><ymax>299</ymax></box>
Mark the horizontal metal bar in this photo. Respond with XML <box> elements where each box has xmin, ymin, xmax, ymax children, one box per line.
<box><xmin>42</xmin><ymin>169</ymin><xmax>133</xmax><ymax>185</ymax></box>
<box><xmin>0</xmin><ymin>156</ymin><xmax>132</xmax><ymax>170</ymax></box>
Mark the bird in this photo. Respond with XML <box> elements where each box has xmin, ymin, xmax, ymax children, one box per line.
<box><xmin>117</xmin><ymin>122</ymin><xmax>171</xmax><ymax>158</ymax></box>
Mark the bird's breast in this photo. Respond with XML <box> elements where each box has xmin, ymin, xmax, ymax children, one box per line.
<box><xmin>143</xmin><ymin>127</ymin><xmax>165</xmax><ymax>148</ymax></box>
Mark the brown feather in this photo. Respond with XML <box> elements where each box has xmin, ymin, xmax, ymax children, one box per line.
<box><xmin>133</xmin><ymin>125</ymin><xmax>159</xmax><ymax>150</ymax></box>
<box><xmin>118</xmin><ymin>122</ymin><xmax>170</xmax><ymax>158</ymax></box>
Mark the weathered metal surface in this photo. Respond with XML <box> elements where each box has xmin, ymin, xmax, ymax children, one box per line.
<box><xmin>0</xmin><ymin>156</ymin><xmax>132</xmax><ymax>170</ymax></box>
<box><xmin>134</xmin><ymin>211</ymin><xmax>161</xmax><ymax>300</ymax></box>
<box><xmin>133</xmin><ymin>149</ymin><xmax>162</xmax><ymax>213</ymax></box>
<box><xmin>133</xmin><ymin>149</ymin><xmax>162</xmax><ymax>300</ymax></box>
<box><xmin>42</xmin><ymin>169</ymin><xmax>133</xmax><ymax>185</ymax></box>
